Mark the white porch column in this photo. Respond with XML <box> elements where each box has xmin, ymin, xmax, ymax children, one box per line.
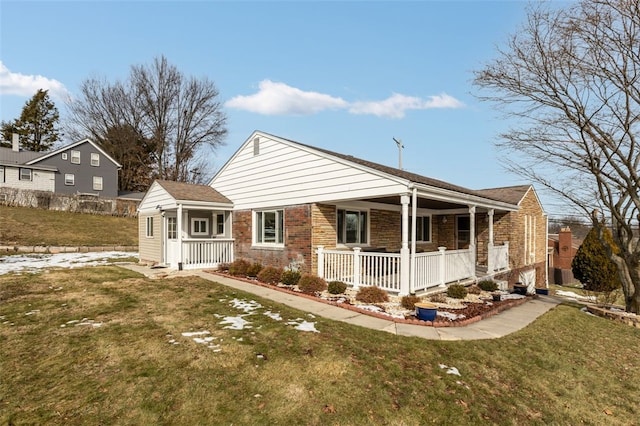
<box><xmin>487</xmin><ymin>209</ymin><xmax>495</xmax><ymax>274</ymax></box>
<box><xmin>316</xmin><ymin>246</ymin><xmax>325</xmax><ymax>278</ymax></box>
<box><xmin>469</xmin><ymin>205</ymin><xmax>476</xmax><ymax>279</ymax></box>
<box><xmin>400</xmin><ymin>195</ymin><xmax>410</xmax><ymax>295</ymax></box>
<box><xmin>177</xmin><ymin>203</ymin><xmax>184</xmax><ymax>270</ymax></box>
<box><xmin>410</xmin><ymin>188</ymin><xmax>417</xmax><ymax>294</ymax></box>
<box><xmin>353</xmin><ymin>247</ymin><xmax>361</xmax><ymax>289</ymax></box>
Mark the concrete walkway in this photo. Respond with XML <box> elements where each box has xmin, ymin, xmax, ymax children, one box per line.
<box><xmin>121</xmin><ymin>264</ymin><xmax>561</xmax><ymax>340</ymax></box>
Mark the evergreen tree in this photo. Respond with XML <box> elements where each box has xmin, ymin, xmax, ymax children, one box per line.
<box><xmin>572</xmin><ymin>224</ymin><xmax>622</xmax><ymax>293</ymax></box>
<box><xmin>10</xmin><ymin>89</ymin><xmax>61</xmax><ymax>152</ymax></box>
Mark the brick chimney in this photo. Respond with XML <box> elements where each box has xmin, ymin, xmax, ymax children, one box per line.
<box><xmin>11</xmin><ymin>133</ymin><xmax>19</xmax><ymax>152</ymax></box>
<box><xmin>557</xmin><ymin>227</ymin><xmax>573</xmax><ymax>269</ymax></box>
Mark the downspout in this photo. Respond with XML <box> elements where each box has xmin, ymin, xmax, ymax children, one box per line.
<box><xmin>410</xmin><ymin>185</ymin><xmax>417</xmax><ymax>294</ymax></box>
<box><xmin>545</xmin><ymin>213</ymin><xmax>549</xmax><ymax>288</ymax></box>
<box><xmin>177</xmin><ymin>203</ymin><xmax>183</xmax><ymax>270</ymax></box>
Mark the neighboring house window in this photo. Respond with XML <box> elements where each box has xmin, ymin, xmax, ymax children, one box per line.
<box><xmin>19</xmin><ymin>168</ymin><xmax>32</xmax><ymax>181</ymax></box>
<box><xmin>62</xmin><ymin>153</ymin><xmax>68</xmax><ymax>160</ymax></box>
<box><xmin>0</xmin><ymin>166</ymin><xmax>4</xmax><ymax>183</ymax></box>
<box><xmin>91</xmin><ymin>153</ymin><xmax>100</xmax><ymax>167</ymax></box>
<box><xmin>65</xmin><ymin>174</ymin><xmax>75</xmax><ymax>186</ymax></box>
<box><xmin>255</xmin><ymin>210</ymin><xmax>284</xmax><ymax>245</ymax></box>
<box><xmin>93</xmin><ymin>176</ymin><xmax>103</xmax><ymax>191</ymax></box>
<box><xmin>216</xmin><ymin>213</ymin><xmax>225</xmax><ymax>235</ymax></box>
<box><xmin>409</xmin><ymin>216</ymin><xmax>431</xmax><ymax>242</ymax></box>
<box><xmin>191</xmin><ymin>218</ymin><xmax>209</xmax><ymax>236</ymax></box>
<box><xmin>71</xmin><ymin>150</ymin><xmax>81</xmax><ymax>164</ymax></box>
<box><xmin>337</xmin><ymin>209</ymin><xmax>368</xmax><ymax>245</ymax></box>
<box><xmin>146</xmin><ymin>217</ymin><xmax>154</xmax><ymax>237</ymax></box>
<box><xmin>167</xmin><ymin>217</ymin><xmax>177</xmax><ymax>239</ymax></box>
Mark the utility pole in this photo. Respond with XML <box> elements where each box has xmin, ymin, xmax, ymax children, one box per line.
<box><xmin>393</xmin><ymin>137</ymin><xmax>404</xmax><ymax>170</ymax></box>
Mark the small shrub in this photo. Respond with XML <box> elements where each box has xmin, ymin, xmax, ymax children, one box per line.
<box><xmin>228</xmin><ymin>259</ymin><xmax>250</xmax><ymax>276</ymax></box>
<box><xmin>298</xmin><ymin>274</ymin><xmax>328</xmax><ymax>295</ymax></box>
<box><xmin>478</xmin><ymin>280</ymin><xmax>498</xmax><ymax>292</ymax></box>
<box><xmin>217</xmin><ymin>263</ymin><xmax>230</xmax><ymax>272</ymax></box>
<box><xmin>401</xmin><ymin>295</ymin><xmax>421</xmax><ymax>310</ymax></box>
<box><xmin>327</xmin><ymin>281</ymin><xmax>347</xmax><ymax>294</ymax></box>
<box><xmin>281</xmin><ymin>269</ymin><xmax>302</xmax><ymax>286</ymax></box>
<box><xmin>447</xmin><ymin>284</ymin><xmax>468</xmax><ymax>299</ymax></box>
<box><xmin>355</xmin><ymin>286</ymin><xmax>389</xmax><ymax>304</ymax></box>
<box><xmin>246</xmin><ymin>262</ymin><xmax>263</xmax><ymax>277</ymax></box>
<box><xmin>257</xmin><ymin>266</ymin><xmax>283</xmax><ymax>285</ymax></box>
<box><xmin>467</xmin><ymin>285</ymin><xmax>482</xmax><ymax>295</ymax></box>
<box><xmin>429</xmin><ymin>293</ymin><xmax>447</xmax><ymax>303</ymax></box>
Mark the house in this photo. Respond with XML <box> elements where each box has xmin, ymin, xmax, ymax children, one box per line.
<box><xmin>0</xmin><ymin>134</ymin><xmax>121</xmax><ymax>198</ymax></box>
<box><xmin>548</xmin><ymin>227</ymin><xmax>582</xmax><ymax>284</ymax></box>
<box><xmin>138</xmin><ymin>130</ymin><xmax>548</xmax><ymax>295</ymax></box>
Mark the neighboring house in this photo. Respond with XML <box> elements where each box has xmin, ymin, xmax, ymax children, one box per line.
<box><xmin>138</xmin><ymin>130</ymin><xmax>548</xmax><ymax>296</ymax></box>
<box><xmin>548</xmin><ymin>227</ymin><xmax>583</xmax><ymax>284</ymax></box>
<box><xmin>0</xmin><ymin>134</ymin><xmax>121</xmax><ymax>198</ymax></box>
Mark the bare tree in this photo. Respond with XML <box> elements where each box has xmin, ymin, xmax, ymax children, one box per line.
<box><xmin>66</xmin><ymin>55</ymin><xmax>227</xmax><ymax>187</ymax></box>
<box><xmin>474</xmin><ymin>0</ymin><xmax>640</xmax><ymax>313</ymax></box>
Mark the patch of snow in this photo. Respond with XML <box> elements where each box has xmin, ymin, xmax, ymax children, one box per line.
<box><xmin>556</xmin><ymin>290</ymin><xmax>596</xmax><ymax>302</ymax></box>
<box><xmin>437</xmin><ymin>311</ymin><xmax>466</xmax><ymax>321</ymax></box>
<box><xmin>580</xmin><ymin>307</ymin><xmax>596</xmax><ymax>316</ymax></box>
<box><xmin>287</xmin><ymin>319</ymin><xmax>319</xmax><ymax>333</ymax></box>
<box><xmin>181</xmin><ymin>331</ymin><xmax>211</xmax><ymax>337</ymax></box>
<box><xmin>439</xmin><ymin>364</ymin><xmax>461</xmax><ymax>376</ymax></box>
<box><xmin>229</xmin><ymin>298</ymin><xmax>262</xmax><ymax>314</ymax></box>
<box><xmin>0</xmin><ymin>251</ymin><xmax>138</xmax><ymax>275</ymax></box>
<box><xmin>263</xmin><ymin>310</ymin><xmax>282</xmax><ymax>321</ymax></box>
<box><xmin>220</xmin><ymin>316</ymin><xmax>252</xmax><ymax>330</ymax></box>
<box><xmin>24</xmin><ymin>310</ymin><xmax>40</xmax><ymax>316</ymax></box>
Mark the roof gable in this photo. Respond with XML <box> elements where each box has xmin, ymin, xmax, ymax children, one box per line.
<box><xmin>156</xmin><ymin>180</ymin><xmax>232</xmax><ymax>204</ymax></box>
<box><xmin>26</xmin><ymin>139</ymin><xmax>122</xmax><ymax>168</ymax></box>
<box><xmin>475</xmin><ymin>185</ymin><xmax>532</xmax><ymax>205</ymax></box>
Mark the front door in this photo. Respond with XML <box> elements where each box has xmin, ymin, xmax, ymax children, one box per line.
<box><xmin>164</xmin><ymin>214</ymin><xmax>178</xmax><ymax>267</ymax></box>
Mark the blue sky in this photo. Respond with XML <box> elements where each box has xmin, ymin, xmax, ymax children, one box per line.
<box><xmin>0</xmin><ymin>1</ymin><xmax>572</xmax><ymax>216</ymax></box>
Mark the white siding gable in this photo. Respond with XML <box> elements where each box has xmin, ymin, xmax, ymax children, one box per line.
<box><xmin>211</xmin><ymin>132</ymin><xmax>409</xmax><ymax>210</ymax></box>
<box><xmin>138</xmin><ymin>181</ymin><xmax>176</xmax><ymax>213</ymax></box>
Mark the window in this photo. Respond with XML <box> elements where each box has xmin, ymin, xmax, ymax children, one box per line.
<box><xmin>71</xmin><ymin>150</ymin><xmax>80</xmax><ymax>164</ymax></box>
<box><xmin>456</xmin><ymin>216</ymin><xmax>471</xmax><ymax>249</ymax></box>
<box><xmin>146</xmin><ymin>217</ymin><xmax>154</xmax><ymax>237</ymax></box>
<box><xmin>93</xmin><ymin>176</ymin><xmax>103</xmax><ymax>191</ymax></box>
<box><xmin>337</xmin><ymin>209</ymin><xmax>368</xmax><ymax>245</ymax></box>
<box><xmin>409</xmin><ymin>216</ymin><xmax>431</xmax><ymax>242</ymax></box>
<box><xmin>61</xmin><ymin>153</ymin><xmax>68</xmax><ymax>160</ymax></box>
<box><xmin>167</xmin><ymin>217</ymin><xmax>177</xmax><ymax>239</ymax></box>
<box><xmin>90</xmin><ymin>153</ymin><xmax>100</xmax><ymax>167</ymax></box>
<box><xmin>64</xmin><ymin>174</ymin><xmax>75</xmax><ymax>186</ymax></box>
<box><xmin>19</xmin><ymin>168</ymin><xmax>32</xmax><ymax>181</ymax></box>
<box><xmin>255</xmin><ymin>210</ymin><xmax>284</xmax><ymax>245</ymax></box>
<box><xmin>216</xmin><ymin>213</ymin><xmax>225</xmax><ymax>235</ymax></box>
<box><xmin>191</xmin><ymin>218</ymin><xmax>209</xmax><ymax>236</ymax></box>
<box><xmin>0</xmin><ymin>166</ymin><xmax>4</xmax><ymax>183</ymax></box>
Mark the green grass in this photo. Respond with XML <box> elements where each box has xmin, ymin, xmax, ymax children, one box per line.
<box><xmin>1</xmin><ymin>266</ymin><xmax>639</xmax><ymax>425</ymax></box>
<box><xmin>0</xmin><ymin>205</ymin><xmax>138</xmax><ymax>246</ymax></box>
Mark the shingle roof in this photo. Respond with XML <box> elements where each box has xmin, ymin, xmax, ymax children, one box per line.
<box><xmin>270</xmin><ymin>132</ymin><xmax>526</xmax><ymax>205</ymax></box>
<box><xmin>475</xmin><ymin>185</ymin><xmax>531</xmax><ymax>205</ymax></box>
<box><xmin>0</xmin><ymin>147</ymin><xmax>43</xmax><ymax>165</ymax></box>
<box><xmin>156</xmin><ymin>180</ymin><xmax>232</xmax><ymax>204</ymax></box>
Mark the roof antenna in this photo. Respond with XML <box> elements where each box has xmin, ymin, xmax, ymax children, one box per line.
<box><xmin>393</xmin><ymin>137</ymin><xmax>404</xmax><ymax>170</ymax></box>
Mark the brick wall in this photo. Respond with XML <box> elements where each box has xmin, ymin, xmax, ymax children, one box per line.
<box><xmin>507</xmin><ymin>188</ymin><xmax>547</xmax><ymax>272</ymax></box>
<box><xmin>233</xmin><ymin>205</ymin><xmax>313</xmax><ymax>272</ymax></box>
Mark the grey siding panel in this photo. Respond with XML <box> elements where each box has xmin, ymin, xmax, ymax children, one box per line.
<box><xmin>37</xmin><ymin>142</ymin><xmax>119</xmax><ymax>197</ymax></box>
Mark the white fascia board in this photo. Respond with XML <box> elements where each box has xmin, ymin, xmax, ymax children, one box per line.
<box><xmin>26</xmin><ymin>139</ymin><xmax>123</xmax><ymax>168</ymax></box>
<box><xmin>415</xmin><ymin>183</ymin><xmax>519</xmax><ymax>211</ymax></box>
<box><xmin>175</xmin><ymin>200</ymin><xmax>234</xmax><ymax>210</ymax></box>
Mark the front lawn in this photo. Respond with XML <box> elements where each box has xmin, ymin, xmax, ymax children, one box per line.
<box><xmin>1</xmin><ymin>266</ymin><xmax>638</xmax><ymax>425</ymax></box>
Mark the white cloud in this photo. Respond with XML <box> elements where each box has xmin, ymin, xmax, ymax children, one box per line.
<box><xmin>349</xmin><ymin>93</ymin><xmax>465</xmax><ymax>119</ymax></box>
<box><xmin>225</xmin><ymin>80</ymin><xmax>348</xmax><ymax>116</ymax></box>
<box><xmin>0</xmin><ymin>61</ymin><xmax>69</xmax><ymax>99</ymax></box>
<box><xmin>226</xmin><ymin>80</ymin><xmax>464</xmax><ymax>119</ymax></box>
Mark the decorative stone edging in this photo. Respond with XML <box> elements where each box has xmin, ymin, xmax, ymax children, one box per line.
<box><xmin>0</xmin><ymin>245</ymin><xmax>138</xmax><ymax>254</ymax></box>
<box><xmin>205</xmin><ymin>270</ymin><xmax>533</xmax><ymax>328</ymax></box>
<box><xmin>586</xmin><ymin>305</ymin><xmax>640</xmax><ymax>328</ymax></box>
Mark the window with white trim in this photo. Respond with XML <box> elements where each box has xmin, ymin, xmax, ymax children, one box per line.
<box><xmin>409</xmin><ymin>216</ymin><xmax>431</xmax><ymax>242</ymax></box>
<box><xmin>146</xmin><ymin>217</ymin><xmax>154</xmax><ymax>237</ymax></box>
<box><xmin>70</xmin><ymin>150</ymin><xmax>80</xmax><ymax>164</ymax></box>
<box><xmin>90</xmin><ymin>153</ymin><xmax>100</xmax><ymax>167</ymax></box>
<box><xmin>0</xmin><ymin>166</ymin><xmax>4</xmax><ymax>183</ymax></box>
<box><xmin>19</xmin><ymin>168</ymin><xmax>32</xmax><ymax>181</ymax></box>
<box><xmin>93</xmin><ymin>176</ymin><xmax>103</xmax><ymax>191</ymax></box>
<box><xmin>62</xmin><ymin>153</ymin><xmax>68</xmax><ymax>160</ymax></box>
<box><xmin>216</xmin><ymin>213</ymin><xmax>225</xmax><ymax>235</ymax></box>
<box><xmin>337</xmin><ymin>209</ymin><xmax>368</xmax><ymax>245</ymax></box>
<box><xmin>254</xmin><ymin>209</ymin><xmax>284</xmax><ymax>245</ymax></box>
<box><xmin>167</xmin><ymin>217</ymin><xmax>177</xmax><ymax>239</ymax></box>
<box><xmin>65</xmin><ymin>174</ymin><xmax>75</xmax><ymax>186</ymax></box>
<box><xmin>191</xmin><ymin>218</ymin><xmax>209</xmax><ymax>236</ymax></box>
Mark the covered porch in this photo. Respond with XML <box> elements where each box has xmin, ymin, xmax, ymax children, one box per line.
<box><xmin>314</xmin><ymin>188</ymin><xmax>515</xmax><ymax>295</ymax></box>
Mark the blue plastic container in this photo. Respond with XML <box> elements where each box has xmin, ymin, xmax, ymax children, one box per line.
<box><xmin>415</xmin><ymin>303</ymin><xmax>438</xmax><ymax>321</ymax></box>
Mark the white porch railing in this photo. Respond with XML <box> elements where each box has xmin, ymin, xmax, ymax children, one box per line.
<box><xmin>182</xmin><ymin>239</ymin><xmax>234</xmax><ymax>270</ymax></box>
<box><xmin>487</xmin><ymin>242</ymin><xmax>509</xmax><ymax>273</ymax></box>
<box><xmin>317</xmin><ymin>246</ymin><xmax>475</xmax><ymax>294</ymax></box>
